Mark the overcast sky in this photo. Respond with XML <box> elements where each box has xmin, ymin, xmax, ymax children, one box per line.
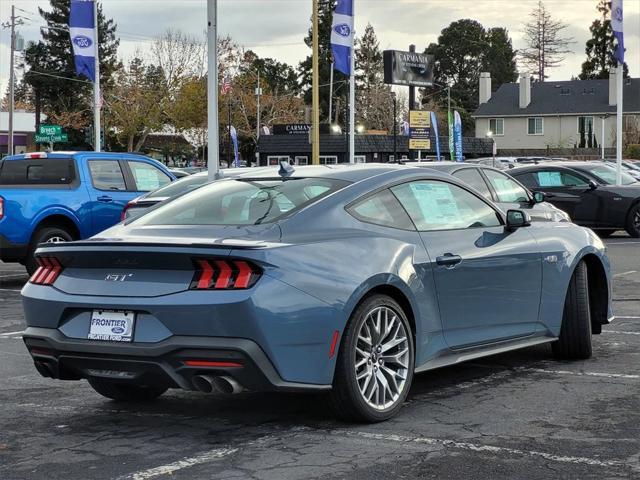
<box><xmin>1</xmin><ymin>0</ymin><xmax>639</xmax><ymax>100</ymax></box>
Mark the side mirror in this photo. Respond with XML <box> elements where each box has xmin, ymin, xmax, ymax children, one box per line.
<box><xmin>506</xmin><ymin>209</ymin><xmax>531</xmax><ymax>231</ymax></box>
<box><xmin>532</xmin><ymin>191</ymin><xmax>545</xmax><ymax>204</ymax></box>
<box><xmin>588</xmin><ymin>180</ymin><xmax>598</xmax><ymax>190</ymax></box>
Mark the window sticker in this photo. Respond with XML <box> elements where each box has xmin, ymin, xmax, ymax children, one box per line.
<box><xmin>536</xmin><ymin>171</ymin><xmax>562</xmax><ymax>187</ymax></box>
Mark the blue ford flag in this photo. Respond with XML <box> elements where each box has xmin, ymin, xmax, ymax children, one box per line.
<box><xmin>330</xmin><ymin>0</ymin><xmax>354</xmax><ymax>75</ymax></box>
<box><xmin>230</xmin><ymin>126</ymin><xmax>240</xmax><ymax>167</ymax></box>
<box><xmin>430</xmin><ymin>111</ymin><xmax>441</xmax><ymax>161</ymax></box>
<box><xmin>454</xmin><ymin>111</ymin><xmax>463</xmax><ymax>162</ymax></box>
<box><xmin>69</xmin><ymin>0</ymin><xmax>96</xmax><ymax>82</ymax></box>
<box><xmin>611</xmin><ymin>0</ymin><xmax>624</xmax><ymax>64</ymax></box>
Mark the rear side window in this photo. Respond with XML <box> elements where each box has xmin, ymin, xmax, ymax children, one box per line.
<box><xmin>135</xmin><ymin>177</ymin><xmax>349</xmax><ymax>226</ymax></box>
<box><xmin>453</xmin><ymin>168</ymin><xmax>492</xmax><ymax>199</ymax></box>
<box><xmin>511</xmin><ymin>172</ymin><xmax>539</xmax><ymax>188</ymax></box>
<box><xmin>127</xmin><ymin>161</ymin><xmax>171</xmax><ymax>192</ymax></box>
<box><xmin>146</xmin><ymin>174</ymin><xmax>208</xmax><ymax>200</ymax></box>
<box><xmin>0</xmin><ymin>158</ymin><xmax>76</xmax><ymax>185</ymax></box>
<box><xmin>483</xmin><ymin>169</ymin><xmax>530</xmax><ymax>202</ymax></box>
<box><xmin>347</xmin><ymin>189</ymin><xmax>415</xmax><ymax>230</ymax></box>
<box><xmin>88</xmin><ymin>160</ymin><xmax>126</xmax><ymax>191</ymax></box>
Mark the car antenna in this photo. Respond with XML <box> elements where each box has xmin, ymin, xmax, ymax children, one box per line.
<box><xmin>278</xmin><ymin>160</ymin><xmax>295</xmax><ymax>178</ymax></box>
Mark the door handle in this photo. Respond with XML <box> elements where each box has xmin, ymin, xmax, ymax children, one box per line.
<box><xmin>97</xmin><ymin>195</ymin><xmax>113</xmax><ymax>203</ymax></box>
<box><xmin>436</xmin><ymin>253</ymin><xmax>462</xmax><ymax>268</ymax></box>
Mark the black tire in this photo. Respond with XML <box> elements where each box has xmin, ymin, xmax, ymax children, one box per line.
<box><xmin>88</xmin><ymin>378</ymin><xmax>167</xmax><ymax>402</ymax></box>
<box><xmin>552</xmin><ymin>261</ymin><xmax>592</xmax><ymax>360</ymax></box>
<box><xmin>25</xmin><ymin>226</ymin><xmax>74</xmax><ymax>275</ymax></box>
<box><xmin>329</xmin><ymin>294</ymin><xmax>414</xmax><ymax>422</ymax></box>
<box><xmin>595</xmin><ymin>229</ymin><xmax>616</xmax><ymax>238</ymax></box>
<box><xmin>625</xmin><ymin>204</ymin><xmax>640</xmax><ymax>238</ymax></box>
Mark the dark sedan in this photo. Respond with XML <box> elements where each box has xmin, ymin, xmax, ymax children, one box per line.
<box><xmin>413</xmin><ymin>162</ymin><xmax>570</xmax><ymax>222</ymax></box>
<box><xmin>510</xmin><ymin>162</ymin><xmax>640</xmax><ymax>237</ymax></box>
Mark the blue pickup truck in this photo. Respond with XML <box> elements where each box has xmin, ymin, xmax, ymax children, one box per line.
<box><xmin>0</xmin><ymin>151</ymin><xmax>175</xmax><ymax>273</ymax></box>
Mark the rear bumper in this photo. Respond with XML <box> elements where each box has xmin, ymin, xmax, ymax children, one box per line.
<box><xmin>23</xmin><ymin>327</ymin><xmax>331</xmax><ymax>393</ymax></box>
<box><xmin>0</xmin><ymin>234</ymin><xmax>28</xmax><ymax>262</ymax></box>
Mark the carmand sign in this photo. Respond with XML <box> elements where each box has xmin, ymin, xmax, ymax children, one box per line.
<box><xmin>383</xmin><ymin>50</ymin><xmax>434</xmax><ymax>87</ymax></box>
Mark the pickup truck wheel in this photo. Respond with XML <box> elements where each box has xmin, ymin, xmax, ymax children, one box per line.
<box><xmin>25</xmin><ymin>227</ymin><xmax>74</xmax><ymax>275</ymax></box>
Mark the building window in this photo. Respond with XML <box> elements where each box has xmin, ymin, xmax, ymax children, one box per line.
<box><xmin>488</xmin><ymin>118</ymin><xmax>504</xmax><ymax>136</ymax></box>
<box><xmin>294</xmin><ymin>156</ymin><xmax>308</xmax><ymax>165</ymax></box>
<box><xmin>267</xmin><ymin>155</ymin><xmax>290</xmax><ymax>166</ymax></box>
<box><xmin>577</xmin><ymin>116</ymin><xmax>594</xmax><ymax>135</ymax></box>
<box><xmin>319</xmin><ymin>156</ymin><xmax>337</xmax><ymax>165</ymax></box>
<box><xmin>527</xmin><ymin>117</ymin><xmax>543</xmax><ymax>135</ymax></box>
<box><xmin>354</xmin><ymin>155</ymin><xmax>366</xmax><ymax>164</ymax></box>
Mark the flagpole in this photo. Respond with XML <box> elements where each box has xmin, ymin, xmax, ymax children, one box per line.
<box><xmin>93</xmin><ymin>1</ymin><xmax>100</xmax><ymax>152</ymax></box>
<box><xmin>349</xmin><ymin>40</ymin><xmax>355</xmax><ymax>164</ymax></box>
<box><xmin>311</xmin><ymin>0</ymin><xmax>320</xmax><ymax>166</ymax></box>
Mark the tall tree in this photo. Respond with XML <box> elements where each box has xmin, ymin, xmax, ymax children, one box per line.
<box><xmin>22</xmin><ymin>0</ymin><xmax>120</xmax><ymax>137</ymax></box>
<box><xmin>354</xmin><ymin>24</ymin><xmax>394</xmax><ymax>131</ymax></box>
<box><xmin>298</xmin><ymin>0</ymin><xmax>348</xmax><ymax>124</ymax></box>
<box><xmin>579</xmin><ymin>0</ymin><xmax>629</xmax><ymax>79</ymax></box>
<box><xmin>519</xmin><ymin>0</ymin><xmax>574</xmax><ymax>81</ymax></box>
<box><xmin>484</xmin><ymin>28</ymin><xmax>518</xmax><ymax>89</ymax></box>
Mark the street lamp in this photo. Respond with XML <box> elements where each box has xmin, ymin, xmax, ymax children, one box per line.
<box><xmin>486</xmin><ymin>130</ymin><xmax>496</xmax><ymax>168</ymax></box>
<box><xmin>356</xmin><ymin>124</ymin><xmax>365</xmax><ymax>134</ymax></box>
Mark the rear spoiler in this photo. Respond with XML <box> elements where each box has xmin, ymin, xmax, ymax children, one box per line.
<box><xmin>35</xmin><ymin>238</ymin><xmax>282</xmax><ymax>253</ymax></box>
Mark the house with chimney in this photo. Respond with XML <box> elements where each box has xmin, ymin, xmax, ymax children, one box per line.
<box><xmin>473</xmin><ymin>72</ymin><xmax>640</xmax><ymax>155</ymax></box>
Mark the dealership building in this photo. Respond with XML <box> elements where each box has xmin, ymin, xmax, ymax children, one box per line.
<box><xmin>256</xmin><ymin>126</ymin><xmax>493</xmax><ymax>165</ymax></box>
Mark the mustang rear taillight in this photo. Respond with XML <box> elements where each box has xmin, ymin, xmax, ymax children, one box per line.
<box><xmin>29</xmin><ymin>256</ymin><xmax>64</xmax><ymax>285</ymax></box>
<box><xmin>190</xmin><ymin>259</ymin><xmax>261</xmax><ymax>290</ymax></box>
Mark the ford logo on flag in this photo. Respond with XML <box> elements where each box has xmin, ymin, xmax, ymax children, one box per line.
<box><xmin>334</xmin><ymin>24</ymin><xmax>351</xmax><ymax>37</ymax></box>
<box><xmin>73</xmin><ymin>35</ymin><xmax>92</xmax><ymax>49</ymax></box>
<box><xmin>111</xmin><ymin>326</ymin><xmax>125</xmax><ymax>334</ymax></box>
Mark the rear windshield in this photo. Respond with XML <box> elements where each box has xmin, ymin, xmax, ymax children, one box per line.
<box><xmin>145</xmin><ymin>174</ymin><xmax>209</xmax><ymax>200</ymax></box>
<box><xmin>134</xmin><ymin>177</ymin><xmax>349</xmax><ymax>226</ymax></box>
<box><xmin>0</xmin><ymin>158</ymin><xmax>76</xmax><ymax>185</ymax></box>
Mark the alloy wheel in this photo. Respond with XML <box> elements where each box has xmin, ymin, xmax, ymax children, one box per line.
<box><xmin>355</xmin><ymin>306</ymin><xmax>410</xmax><ymax>410</ymax></box>
<box><xmin>45</xmin><ymin>236</ymin><xmax>66</xmax><ymax>243</ymax></box>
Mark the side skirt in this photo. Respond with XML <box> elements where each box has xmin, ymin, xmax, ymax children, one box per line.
<box><xmin>414</xmin><ymin>336</ymin><xmax>557</xmax><ymax>374</ymax></box>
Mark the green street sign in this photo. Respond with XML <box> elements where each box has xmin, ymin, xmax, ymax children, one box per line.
<box><xmin>38</xmin><ymin>124</ymin><xmax>62</xmax><ymax>136</ymax></box>
<box><xmin>35</xmin><ymin>133</ymin><xmax>68</xmax><ymax>143</ymax></box>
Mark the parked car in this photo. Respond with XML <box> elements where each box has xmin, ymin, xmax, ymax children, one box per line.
<box><xmin>413</xmin><ymin>162</ymin><xmax>570</xmax><ymax>222</ymax></box>
<box><xmin>603</xmin><ymin>160</ymin><xmax>640</xmax><ymax>181</ymax></box>
<box><xmin>122</xmin><ymin>167</ymin><xmax>272</xmax><ymax>220</ymax></box>
<box><xmin>22</xmin><ymin>163</ymin><xmax>611</xmax><ymax>422</ymax></box>
<box><xmin>0</xmin><ymin>152</ymin><xmax>175</xmax><ymax>273</ymax></box>
<box><xmin>509</xmin><ymin>161</ymin><xmax>640</xmax><ymax>237</ymax></box>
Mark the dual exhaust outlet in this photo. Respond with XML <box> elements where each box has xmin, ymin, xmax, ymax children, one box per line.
<box><xmin>192</xmin><ymin>375</ymin><xmax>244</xmax><ymax>395</ymax></box>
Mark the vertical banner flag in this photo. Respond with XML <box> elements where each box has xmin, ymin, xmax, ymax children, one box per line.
<box><xmin>447</xmin><ymin>110</ymin><xmax>455</xmax><ymax>161</ymax></box>
<box><xmin>454</xmin><ymin>111</ymin><xmax>463</xmax><ymax>161</ymax></box>
<box><xmin>330</xmin><ymin>0</ymin><xmax>354</xmax><ymax>75</ymax></box>
<box><xmin>69</xmin><ymin>0</ymin><xmax>96</xmax><ymax>82</ymax></box>
<box><xmin>611</xmin><ymin>0</ymin><xmax>624</xmax><ymax>64</ymax></box>
<box><xmin>230</xmin><ymin>126</ymin><xmax>240</xmax><ymax>167</ymax></box>
<box><xmin>430</xmin><ymin>111</ymin><xmax>441</xmax><ymax>161</ymax></box>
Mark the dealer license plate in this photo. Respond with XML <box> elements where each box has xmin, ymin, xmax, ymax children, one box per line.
<box><xmin>88</xmin><ymin>310</ymin><xmax>135</xmax><ymax>342</ymax></box>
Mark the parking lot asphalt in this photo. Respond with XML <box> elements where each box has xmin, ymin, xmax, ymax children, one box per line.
<box><xmin>0</xmin><ymin>235</ymin><xmax>639</xmax><ymax>480</ymax></box>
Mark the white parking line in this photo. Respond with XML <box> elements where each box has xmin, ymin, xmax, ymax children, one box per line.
<box><xmin>605</xmin><ymin>330</ymin><xmax>640</xmax><ymax>336</ymax></box>
<box><xmin>613</xmin><ymin>270</ymin><xmax>637</xmax><ymax>277</ymax></box>
<box><xmin>615</xmin><ymin>316</ymin><xmax>640</xmax><ymax>319</ymax></box>
<box><xmin>119</xmin><ymin>448</ymin><xmax>238</xmax><ymax>480</ymax></box>
<box><xmin>517</xmin><ymin>367</ymin><xmax>639</xmax><ymax>380</ymax></box>
<box><xmin>0</xmin><ymin>288</ymin><xmax>21</xmax><ymax>293</ymax></box>
<box><xmin>0</xmin><ymin>331</ymin><xmax>24</xmax><ymax>337</ymax></box>
<box><xmin>340</xmin><ymin>431</ymin><xmax>628</xmax><ymax>468</ymax></box>
<box><xmin>0</xmin><ymin>273</ymin><xmax>28</xmax><ymax>279</ymax></box>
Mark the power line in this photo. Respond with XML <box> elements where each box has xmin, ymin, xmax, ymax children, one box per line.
<box><xmin>26</xmin><ymin>70</ymin><xmax>92</xmax><ymax>84</ymax></box>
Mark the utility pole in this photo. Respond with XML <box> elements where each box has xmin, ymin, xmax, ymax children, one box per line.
<box><xmin>3</xmin><ymin>5</ymin><xmax>23</xmax><ymax>156</ymax></box>
<box><xmin>311</xmin><ymin>0</ymin><xmax>320</xmax><ymax>165</ymax></box>
<box><xmin>328</xmin><ymin>62</ymin><xmax>334</xmax><ymax>124</ymax></box>
<box><xmin>93</xmin><ymin>1</ymin><xmax>100</xmax><ymax>152</ymax></box>
<box><xmin>227</xmin><ymin>95</ymin><xmax>232</xmax><ymax>167</ymax></box>
<box><xmin>207</xmin><ymin>0</ymin><xmax>220</xmax><ymax>179</ymax></box>
<box><xmin>255</xmin><ymin>70</ymin><xmax>261</xmax><ymax>141</ymax></box>
<box><xmin>392</xmin><ymin>92</ymin><xmax>397</xmax><ymax>161</ymax></box>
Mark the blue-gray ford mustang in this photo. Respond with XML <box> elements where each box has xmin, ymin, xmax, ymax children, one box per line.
<box><xmin>21</xmin><ymin>164</ymin><xmax>613</xmax><ymax>422</ymax></box>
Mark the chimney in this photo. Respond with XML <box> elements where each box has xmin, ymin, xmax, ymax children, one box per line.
<box><xmin>479</xmin><ymin>72</ymin><xmax>492</xmax><ymax>104</ymax></box>
<box><xmin>519</xmin><ymin>73</ymin><xmax>531</xmax><ymax>108</ymax></box>
<box><xmin>609</xmin><ymin>70</ymin><xmax>617</xmax><ymax>106</ymax></box>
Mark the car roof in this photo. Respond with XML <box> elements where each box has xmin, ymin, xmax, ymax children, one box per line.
<box><xmin>2</xmin><ymin>151</ymin><xmax>154</xmax><ymax>161</ymax></box>
<box><xmin>230</xmin><ymin>163</ymin><xmax>409</xmax><ymax>182</ymax></box>
<box><xmin>411</xmin><ymin>161</ymin><xmax>507</xmax><ymax>174</ymax></box>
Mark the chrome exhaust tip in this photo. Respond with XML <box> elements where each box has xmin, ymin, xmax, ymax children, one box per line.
<box><xmin>192</xmin><ymin>375</ymin><xmax>216</xmax><ymax>393</ymax></box>
<box><xmin>212</xmin><ymin>376</ymin><xmax>244</xmax><ymax>395</ymax></box>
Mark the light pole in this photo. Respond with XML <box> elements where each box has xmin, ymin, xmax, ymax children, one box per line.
<box><xmin>311</xmin><ymin>0</ymin><xmax>320</xmax><ymax>165</ymax></box>
<box><xmin>486</xmin><ymin>130</ymin><xmax>496</xmax><ymax>167</ymax></box>
<box><xmin>600</xmin><ymin>114</ymin><xmax>610</xmax><ymax>160</ymax></box>
<box><xmin>392</xmin><ymin>91</ymin><xmax>397</xmax><ymax>162</ymax></box>
<box><xmin>207</xmin><ymin>0</ymin><xmax>220</xmax><ymax>180</ymax></box>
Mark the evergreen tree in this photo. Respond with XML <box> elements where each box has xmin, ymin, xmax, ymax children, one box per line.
<box><xmin>23</xmin><ymin>0</ymin><xmax>120</xmax><ymax>136</ymax></box>
<box><xmin>298</xmin><ymin>0</ymin><xmax>348</xmax><ymax>124</ymax></box>
<box><xmin>484</xmin><ymin>28</ymin><xmax>518</xmax><ymax>89</ymax></box>
<box><xmin>579</xmin><ymin>0</ymin><xmax>629</xmax><ymax>79</ymax></box>
<box><xmin>355</xmin><ymin>24</ymin><xmax>393</xmax><ymax>130</ymax></box>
